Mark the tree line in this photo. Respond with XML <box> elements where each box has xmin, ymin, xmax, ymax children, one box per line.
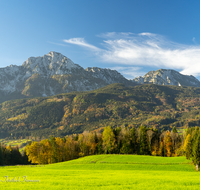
<box><xmin>25</xmin><ymin>125</ymin><xmax>187</xmax><ymax>165</ymax></box>
<box><xmin>1</xmin><ymin>125</ymin><xmax>200</xmax><ymax>169</ymax></box>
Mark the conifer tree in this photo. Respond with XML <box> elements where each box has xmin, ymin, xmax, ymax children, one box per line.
<box><xmin>172</xmin><ymin>126</ymin><xmax>177</xmax><ymax>133</ymax></box>
<box><xmin>139</xmin><ymin>125</ymin><xmax>148</xmax><ymax>155</ymax></box>
<box><xmin>130</xmin><ymin>127</ymin><xmax>137</xmax><ymax>154</ymax></box>
<box><xmin>192</xmin><ymin>134</ymin><xmax>200</xmax><ymax>170</ymax></box>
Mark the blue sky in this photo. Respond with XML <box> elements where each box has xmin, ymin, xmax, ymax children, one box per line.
<box><xmin>1</xmin><ymin>0</ymin><xmax>200</xmax><ymax>79</ymax></box>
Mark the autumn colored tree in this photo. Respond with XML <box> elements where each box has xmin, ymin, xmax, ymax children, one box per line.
<box><xmin>102</xmin><ymin>126</ymin><xmax>115</xmax><ymax>153</ymax></box>
<box><xmin>43</xmin><ymin>140</ymin><xmax>53</xmax><ymax>164</ymax></box>
<box><xmin>26</xmin><ymin>141</ymin><xmax>40</xmax><ymax>164</ymax></box>
<box><xmin>38</xmin><ymin>139</ymin><xmax>51</xmax><ymax>164</ymax></box>
<box><xmin>55</xmin><ymin>137</ymin><xmax>65</xmax><ymax>162</ymax></box>
<box><xmin>165</xmin><ymin>131</ymin><xmax>172</xmax><ymax>157</ymax></box>
<box><xmin>78</xmin><ymin>133</ymin><xmax>87</xmax><ymax>157</ymax></box>
<box><xmin>64</xmin><ymin>136</ymin><xmax>78</xmax><ymax>160</ymax></box>
<box><xmin>184</xmin><ymin>134</ymin><xmax>192</xmax><ymax>159</ymax></box>
<box><xmin>87</xmin><ymin>131</ymin><xmax>98</xmax><ymax>155</ymax></box>
<box><xmin>119</xmin><ymin>127</ymin><xmax>131</xmax><ymax>154</ymax></box>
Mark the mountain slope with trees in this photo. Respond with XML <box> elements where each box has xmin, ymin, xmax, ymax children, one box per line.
<box><xmin>1</xmin><ymin>83</ymin><xmax>200</xmax><ymax>139</ymax></box>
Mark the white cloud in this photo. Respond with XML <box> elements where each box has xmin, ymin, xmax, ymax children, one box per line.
<box><xmin>63</xmin><ymin>38</ymin><xmax>100</xmax><ymax>51</ymax></box>
<box><xmin>139</xmin><ymin>32</ymin><xmax>156</xmax><ymax>37</ymax></box>
<box><xmin>47</xmin><ymin>41</ymin><xmax>67</xmax><ymax>47</ymax></box>
<box><xmin>111</xmin><ymin>66</ymin><xmax>146</xmax><ymax>79</ymax></box>
<box><xmin>63</xmin><ymin>33</ymin><xmax>200</xmax><ymax>77</ymax></box>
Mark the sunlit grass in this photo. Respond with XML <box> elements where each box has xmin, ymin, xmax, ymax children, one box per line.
<box><xmin>0</xmin><ymin>155</ymin><xmax>199</xmax><ymax>190</ymax></box>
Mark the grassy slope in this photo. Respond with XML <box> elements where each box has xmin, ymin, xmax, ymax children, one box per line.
<box><xmin>0</xmin><ymin>155</ymin><xmax>199</xmax><ymax>190</ymax></box>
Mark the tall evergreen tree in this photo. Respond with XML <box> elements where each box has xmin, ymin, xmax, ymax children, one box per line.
<box><xmin>130</xmin><ymin>127</ymin><xmax>137</xmax><ymax>154</ymax></box>
<box><xmin>49</xmin><ymin>136</ymin><xmax>58</xmax><ymax>163</ymax></box>
<box><xmin>139</xmin><ymin>125</ymin><xmax>148</xmax><ymax>155</ymax></box>
<box><xmin>192</xmin><ymin>134</ymin><xmax>200</xmax><ymax>170</ymax></box>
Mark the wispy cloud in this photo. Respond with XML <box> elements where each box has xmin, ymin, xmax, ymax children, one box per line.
<box><xmin>47</xmin><ymin>41</ymin><xmax>67</xmax><ymax>47</ymax></box>
<box><xmin>64</xmin><ymin>38</ymin><xmax>101</xmax><ymax>51</ymax></box>
<box><xmin>63</xmin><ymin>33</ymin><xmax>200</xmax><ymax>77</ymax></box>
<box><xmin>111</xmin><ymin>66</ymin><xmax>146</xmax><ymax>79</ymax></box>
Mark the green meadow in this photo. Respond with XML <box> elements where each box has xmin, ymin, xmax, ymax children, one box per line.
<box><xmin>0</xmin><ymin>155</ymin><xmax>199</xmax><ymax>190</ymax></box>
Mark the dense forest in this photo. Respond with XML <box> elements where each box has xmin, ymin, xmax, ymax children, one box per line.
<box><xmin>1</xmin><ymin>83</ymin><xmax>200</xmax><ymax>139</ymax></box>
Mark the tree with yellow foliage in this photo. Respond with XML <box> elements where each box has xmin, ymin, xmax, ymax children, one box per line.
<box><xmin>102</xmin><ymin>126</ymin><xmax>115</xmax><ymax>154</ymax></box>
<box><xmin>26</xmin><ymin>141</ymin><xmax>40</xmax><ymax>164</ymax></box>
<box><xmin>184</xmin><ymin>134</ymin><xmax>192</xmax><ymax>159</ymax></box>
<box><xmin>165</xmin><ymin>131</ymin><xmax>172</xmax><ymax>157</ymax></box>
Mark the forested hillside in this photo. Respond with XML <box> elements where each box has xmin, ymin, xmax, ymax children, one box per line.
<box><xmin>1</xmin><ymin>83</ymin><xmax>200</xmax><ymax>139</ymax></box>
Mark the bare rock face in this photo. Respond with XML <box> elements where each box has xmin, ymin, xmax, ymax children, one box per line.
<box><xmin>0</xmin><ymin>51</ymin><xmax>136</xmax><ymax>102</ymax></box>
<box><xmin>133</xmin><ymin>69</ymin><xmax>200</xmax><ymax>87</ymax></box>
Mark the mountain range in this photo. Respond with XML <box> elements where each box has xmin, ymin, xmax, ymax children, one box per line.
<box><xmin>0</xmin><ymin>51</ymin><xmax>136</xmax><ymax>103</ymax></box>
<box><xmin>0</xmin><ymin>51</ymin><xmax>200</xmax><ymax>103</ymax></box>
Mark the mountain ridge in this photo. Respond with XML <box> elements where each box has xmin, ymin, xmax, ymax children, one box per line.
<box><xmin>133</xmin><ymin>69</ymin><xmax>200</xmax><ymax>87</ymax></box>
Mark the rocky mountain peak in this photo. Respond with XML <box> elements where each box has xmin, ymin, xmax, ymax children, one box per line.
<box><xmin>21</xmin><ymin>52</ymin><xmax>81</xmax><ymax>76</ymax></box>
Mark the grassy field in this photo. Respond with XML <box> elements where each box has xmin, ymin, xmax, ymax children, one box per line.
<box><xmin>0</xmin><ymin>155</ymin><xmax>199</xmax><ymax>190</ymax></box>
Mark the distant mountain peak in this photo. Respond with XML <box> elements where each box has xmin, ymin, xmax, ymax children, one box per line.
<box><xmin>133</xmin><ymin>69</ymin><xmax>200</xmax><ymax>87</ymax></box>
